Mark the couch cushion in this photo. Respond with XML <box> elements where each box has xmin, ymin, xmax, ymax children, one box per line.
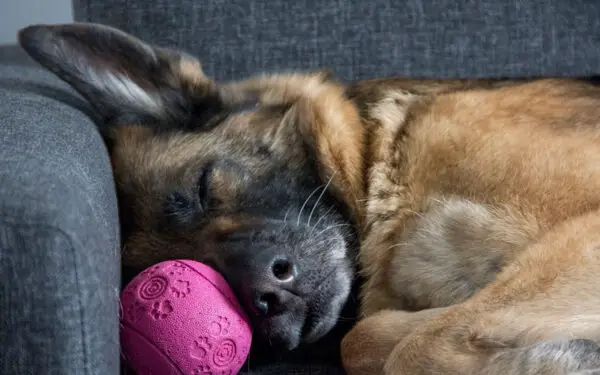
<box><xmin>73</xmin><ymin>0</ymin><xmax>600</xmax><ymax>81</ymax></box>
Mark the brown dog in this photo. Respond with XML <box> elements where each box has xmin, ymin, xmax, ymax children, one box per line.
<box><xmin>19</xmin><ymin>23</ymin><xmax>600</xmax><ymax>374</ymax></box>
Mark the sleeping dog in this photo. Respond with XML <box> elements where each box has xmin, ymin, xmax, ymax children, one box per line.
<box><xmin>19</xmin><ymin>22</ymin><xmax>600</xmax><ymax>374</ymax></box>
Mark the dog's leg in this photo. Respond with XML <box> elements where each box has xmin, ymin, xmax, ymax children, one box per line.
<box><xmin>382</xmin><ymin>209</ymin><xmax>600</xmax><ymax>375</ymax></box>
<box><xmin>341</xmin><ymin>307</ymin><xmax>450</xmax><ymax>375</ymax></box>
<box><xmin>342</xmin><ymin>310</ymin><xmax>600</xmax><ymax>375</ymax></box>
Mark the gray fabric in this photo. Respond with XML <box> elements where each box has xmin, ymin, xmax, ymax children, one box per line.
<box><xmin>0</xmin><ymin>46</ymin><xmax>121</xmax><ymax>375</ymax></box>
<box><xmin>74</xmin><ymin>0</ymin><xmax>600</xmax><ymax>82</ymax></box>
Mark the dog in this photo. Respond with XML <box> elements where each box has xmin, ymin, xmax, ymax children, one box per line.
<box><xmin>19</xmin><ymin>22</ymin><xmax>600</xmax><ymax>375</ymax></box>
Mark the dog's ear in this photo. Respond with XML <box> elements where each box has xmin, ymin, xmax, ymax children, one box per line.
<box><xmin>18</xmin><ymin>22</ymin><xmax>222</xmax><ymax>130</ymax></box>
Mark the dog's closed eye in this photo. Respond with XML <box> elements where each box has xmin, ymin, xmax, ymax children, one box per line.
<box><xmin>163</xmin><ymin>167</ymin><xmax>211</xmax><ymax>228</ymax></box>
<box><xmin>195</xmin><ymin>166</ymin><xmax>212</xmax><ymax>211</ymax></box>
<box><xmin>163</xmin><ymin>191</ymin><xmax>197</xmax><ymax>227</ymax></box>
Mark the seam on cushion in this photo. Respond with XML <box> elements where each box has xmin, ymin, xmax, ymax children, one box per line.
<box><xmin>0</xmin><ymin>217</ymin><xmax>94</xmax><ymax>375</ymax></box>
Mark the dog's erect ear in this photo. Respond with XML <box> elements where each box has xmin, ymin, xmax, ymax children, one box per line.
<box><xmin>18</xmin><ymin>22</ymin><xmax>222</xmax><ymax>129</ymax></box>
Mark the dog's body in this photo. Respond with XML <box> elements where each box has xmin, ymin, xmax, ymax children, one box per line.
<box><xmin>343</xmin><ymin>78</ymin><xmax>600</xmax><ymax>374</ymax></box>
<box><xmin>18</xmin><ymin>23</ymin><xmax>600</xmax><ymax>374</ymax></box>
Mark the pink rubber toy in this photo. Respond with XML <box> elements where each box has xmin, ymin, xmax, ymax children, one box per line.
<box><xmin>120</xmin><ymin>260</ymin><xmax>252</xmax><ymax>375</ymax></box>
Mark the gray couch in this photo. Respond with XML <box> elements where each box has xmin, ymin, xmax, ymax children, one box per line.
<box><xmin>2</xmin><ymin>1</ymin><xmax>600</xmax><ymax>374</ymax></box>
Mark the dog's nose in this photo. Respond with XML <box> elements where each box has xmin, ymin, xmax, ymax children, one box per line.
<box><xmin>244</xmin><ymin>257</ymin><xmax>298</xmax><ymax>316</ymax></box>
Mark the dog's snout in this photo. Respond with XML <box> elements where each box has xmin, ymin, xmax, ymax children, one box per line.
<box><xmin>271</xmin><ymin>257</ymin><xmax>296</xmax><ymax>282</ymax></box>
<box><xmin>239</xmin><ymin>254</ymin><xmax>299</xmax><ymax>316</ymax></box>
<box><xmin>253</xmin><ymin>289</ymin><xmax>291</xmax><ymax>315</ymax></box>
<box><xmin>216</xmin><ymin>218</ymin><xmax>352</xmax><ymax>349</ymax></box>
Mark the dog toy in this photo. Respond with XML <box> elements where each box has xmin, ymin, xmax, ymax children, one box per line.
<box><xmin>120</xmin><ymin>259</ymin><xmax>252</xmax><ymax>375</ymax></box>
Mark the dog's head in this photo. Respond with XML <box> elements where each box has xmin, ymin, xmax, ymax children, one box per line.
<box><xmin>19</xmin><ymin>23</ymin><xmax>366</xmax><ymax>350</ymax></box>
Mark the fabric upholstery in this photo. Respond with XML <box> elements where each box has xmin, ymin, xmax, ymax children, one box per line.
<box><xmin>74</xmin><ymin>0</ymin><xmax>600</xmax><ymax>82</ymax></box>
<box><xmin>0</xmin><ymin>46</ymin><xmax>121</xmax><ymax>375</ymax></box>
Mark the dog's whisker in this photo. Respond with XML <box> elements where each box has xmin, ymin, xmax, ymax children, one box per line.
<box><xmin>314</xmin><ymin>223</ymin><xmax>351</xmax><ymax>239</ymax></box>
<box><xmin>309</xmin><ymin>206</ymin><xmax>335</xmax><ymax>236</ymax></box>
<box><xmin>283</xmin><ymin>206</ymin><xmax>293</xmax><ymax>222</ymax></box>
<box><xmin>307</xmin><ymin>172</ymin><xmax>336</xmax><ymax>228</ymax></box>
<box><xmin>282</xmin><ymin>205</ymin><xmax>295</xmax><ymax>229</ymax></box>
<box><xmin>297</xmin><ymin>183</ymin><xmax>325</xmax><ymax>226</ymax></box>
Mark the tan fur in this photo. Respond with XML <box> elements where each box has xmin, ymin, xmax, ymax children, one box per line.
<box><xmin>338</xmin><ymin>78</ymin><xmax>600</xmax><ymax>374</ymax></box>
<box><xmin>176</xmin><ymin>58</ymin><xmax>206</xmax><ymax>86</ymax></box>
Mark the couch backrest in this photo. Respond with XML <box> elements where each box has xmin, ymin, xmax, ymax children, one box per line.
<box><xmin>73</xmin><ymin>0</ymin><xmax>600</xmax><ymax>82</ymax></box>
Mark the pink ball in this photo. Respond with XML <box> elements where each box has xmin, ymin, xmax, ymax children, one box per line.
<box><xmin>120</xmin><ymin>260</ymin><xmax>252</xmax><ymax>375</ymax></box>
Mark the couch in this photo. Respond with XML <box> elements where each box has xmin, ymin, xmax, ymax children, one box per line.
<box><xmin>2</xmin><ymin>0</ymin><xmax>599</xmax><ymax>374</ymax></box>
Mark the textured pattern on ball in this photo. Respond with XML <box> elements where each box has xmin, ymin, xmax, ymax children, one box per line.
<box><xmin>120</xmin><ymin>260</ymin><xmax>252</xmax><ymax>375</ymax></box>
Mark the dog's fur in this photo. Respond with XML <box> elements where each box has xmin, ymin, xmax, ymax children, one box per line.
<box><xmin>19</xmin><ymin>23</ymin><xmax>600</xmax><ymax>374</ymax></box>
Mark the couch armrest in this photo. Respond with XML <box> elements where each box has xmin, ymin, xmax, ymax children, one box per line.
<box><xmin>0</xmin><ymin>46</ymin><xmax>121</xmax><ymax>375</ymax></box>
